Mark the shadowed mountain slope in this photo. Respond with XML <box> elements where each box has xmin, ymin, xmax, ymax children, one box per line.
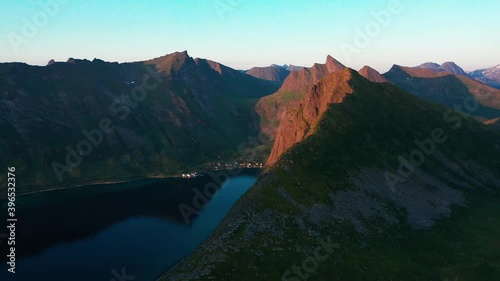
<box><xmin>0</xmin><ymin>51</ymin><xmax>278</xmax><ymax>194</ymax></box>
<box><xmin>438</xmin><ymin>62</ymin><xmax>467</xmax><ymax>76</ymax></box>
<box><xmin>162</xmin><ymin>69</ymin><xmax>500</xmax><ymax>281</ymax></box>
<box><xmin>416</xmin><ymin>61</ymin><xmax>500</xmax><ymax>89</ymax></box>
<box><xmin>384</xmin><ymin>65</ymin><xmax>500</xmax><ymax>119</ymax></box>
<box><xmin>246</xmin><ymin>65</ymin><xmax>291</xmax><ymax>85</ymax></box>
<box><xmin>416</xmin><ymin>61</ymin><xmax>467</xmax><ymax>76</ymax></box>
<box><xmin>470</xmin><ymin>65</ymin><xmax>500</xmax><ymax>89</ymax></box>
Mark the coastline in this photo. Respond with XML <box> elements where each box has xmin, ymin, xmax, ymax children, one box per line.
<box><xmin>4</xmin><ymin>173</ymin><xmax>176</xmax><ymax>200</ymax></box>
<box><xmin>5</xmin><ymin>168</ymin><xmax>263</xmax><ymax>199</ymax></box>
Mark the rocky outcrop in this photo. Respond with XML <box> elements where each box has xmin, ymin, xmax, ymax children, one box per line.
<box><xmin>279</xmin><ymin>55</ymin><xmax>346</xmax><ymax>94</ymax></box>
<box><xmin>266</xmin><ymin>68</ymin><xmax>355</xmax><ymax>166</ymax></box>
<box><xmin>256</xmin><ymin>55</ymin><xmax>346</xmax><ymax>139</ymax></box>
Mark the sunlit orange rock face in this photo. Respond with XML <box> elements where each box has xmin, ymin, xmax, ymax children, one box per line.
<box><xmin>256</xmin><ymin>55</ymin><xmax>346</xmax><ymax>139</ymax></box>
<box><xmin>266</xmin><ymin>68</ymin><xmax>356</xmax><ymax>166</ymax></box>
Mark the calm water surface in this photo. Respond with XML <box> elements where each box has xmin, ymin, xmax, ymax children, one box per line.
<box><xmin>0</xmin><ymin>169</ymin><xmax>259</xmax><ymax>281</ymax></box>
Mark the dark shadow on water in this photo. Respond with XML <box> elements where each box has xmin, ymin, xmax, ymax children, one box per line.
<box><xmin>0</xmin><ymin>169</ymin><xmax>260</xmax><ymax>263</ymax></box>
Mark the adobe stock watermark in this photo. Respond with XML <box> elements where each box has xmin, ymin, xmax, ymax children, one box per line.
<box><xmin>281</xmin><ymin>236</ymin><xmax>340</xmax><ymax>281</ymax></box>
<box><xmin>385</xmin><ymin>94</ymin><xmax>483</xmax><ymax>191</ymax></box>
<box><xmin>213</xmin><ymin>0</ymin><xmax>242</xmax><ymax>21</ymax></box>
<box><xmin>51</xmin><ymin>66</ymin><xmax>162</xmax><ymax>182</ymax></box>
<box><xmin>110</xmin><ymin>267</ymin><xmax>135</xmax><ymax>281</ymax></box>
<box><xmin>340</xmin><ymin>0</ymin><xmax>404</xmax><ymax>63</ymax></box>
<box><xmin>8</xmin><ymin>0</ymin><xmax>69</xmax><ymax>53</ymax></box>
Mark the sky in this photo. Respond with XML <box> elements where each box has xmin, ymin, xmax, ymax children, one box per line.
<box><xmin>0</xmin><ymin>0</ymin><xmax>498</xmax><ymax>73</ymax></box>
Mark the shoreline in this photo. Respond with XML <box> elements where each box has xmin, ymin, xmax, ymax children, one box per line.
<box><xmin>7</xmin><ymin>168</ymin><xmax>263</xmax><ymax>199</ymax></box>
<box><xmin>8</xmin><ymin>174</ymin><xmax>176</xmax><ymax>199</ymax></box>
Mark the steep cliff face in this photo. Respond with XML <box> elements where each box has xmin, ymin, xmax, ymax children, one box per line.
<box><xmin>279</xmin><ymin>55</ymin><xmax>346</xmax><ymax>94</ymax></box>
<box><xmin>256</xmin><ymin>55</ymin><xmax>346</xmax><ymax>139</ymax></box>
<box><xmin>266</xmin><ymin>69</ymin><xmax>355</xmax><ymax>166</ymax></box>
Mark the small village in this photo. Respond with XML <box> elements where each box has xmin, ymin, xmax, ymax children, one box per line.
<box><xmin>181</xmin><ymin>161</ymin><xmax>264</xmax><ymax>178</ymax></box>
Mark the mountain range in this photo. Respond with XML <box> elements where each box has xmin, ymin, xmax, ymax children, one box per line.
<box><xmin>0</xmin><ymin>51</ymin><xmax>278</xmax><ymax>194</ymax></box>
<box><xmin>385</xmin><ymin>64</ymin><xmax>500</xmax><ymax>119</ymax></box>
<box><xmin>417</xmin><ymin>62</ymin><xmax>500</xmax><ymax>89</ymax></box>
<box><xmin>1</xmin><ymin>51</ymin><xmax>500</xmax><ymax>280</ymax></box>
<box><xmin>469</xmin><ymin>65</ymin><xmax>500</xmax><ymax>89</ymax></box>
<box><xmin>1</xmin><ymin>52</ymin><xmax>499</xmax><ymax>195</ymax></box>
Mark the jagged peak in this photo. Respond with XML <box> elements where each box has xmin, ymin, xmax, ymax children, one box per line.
<box><xmin>149</xmin><ymin>50</ymin><xmax>190</xmax><ymax>61</ymax></box>
<box><xmin>145</xmin><ymin>51</ymin><xmax>193</xmax><ymax>73</ymax></box>
<box><xmin>325</xmin><ymin>55</ymin><xmax>346</xmax><ymax>73</ymax></box>
<box><xmin>266</xmin><ymin>68</ymin><xmax>360</xmax><ymax>166</ymax></box>
<box><xmin>390</xmin><ymin>64</ymin><xmax>405</xmax><ymax>70</ymax></box>
<box><xmin>307</xmin><ymin>68</ymin><xmax>366</xmax><ymax>100</ymax></box>
<box><xmin>92</xmin><ymin>58</ymin><xmax>106</xmax><ymax>63</ymax></box>
<box><xmin>278</xmin><ymin>57</ymin><xmax>347</xmax><ymax>93</ymax></box>
<box><xmin>64</xmin><ymin>58</ymin><xmax>91</xmax><ymax>64</ymax></box>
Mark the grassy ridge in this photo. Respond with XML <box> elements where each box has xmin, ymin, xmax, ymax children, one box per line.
<box><xmin>162</xmin><ymin>71</ymin><xmax>500</xmax><ymax>281</ymax></box>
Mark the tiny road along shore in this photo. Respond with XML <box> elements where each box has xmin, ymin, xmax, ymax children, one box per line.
<box><xmin>2</xmin><ymin>167</ymin><xmax>263</xmax><ymax>200</ymax></box>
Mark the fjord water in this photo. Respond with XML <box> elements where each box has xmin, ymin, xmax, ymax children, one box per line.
<box><xmin>0</xmin><ymin>170</ymin><xmax>259</xmax><ymax>281</ymax></box>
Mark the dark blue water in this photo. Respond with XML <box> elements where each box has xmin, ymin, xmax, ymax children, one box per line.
<box><xmin>0</xmin><ymin>169</ymin><xmax>259</xmax><ymax>281</ymax></box>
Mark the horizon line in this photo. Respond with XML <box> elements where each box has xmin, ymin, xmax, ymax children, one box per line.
<box><xmin>1</xmin><ymin>50</ymin><xmax>498</xmax><ymax>73</ymax></box>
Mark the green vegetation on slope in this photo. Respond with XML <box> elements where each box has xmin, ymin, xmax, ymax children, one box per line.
<box><xmin>0</xmin><ymin>54</ymin><xmax>279</xmax><ymax>195</ymax></box>
<box><xmin>162</xmin><ymin>70</ymin><xmax>500</xmax><ymax>281</ymax></box>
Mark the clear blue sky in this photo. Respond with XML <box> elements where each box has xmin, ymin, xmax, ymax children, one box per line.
<box><xmin>0</xmin><ymin>0</ymin><xmax>498</xmax><ymax>72</ymax></box>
